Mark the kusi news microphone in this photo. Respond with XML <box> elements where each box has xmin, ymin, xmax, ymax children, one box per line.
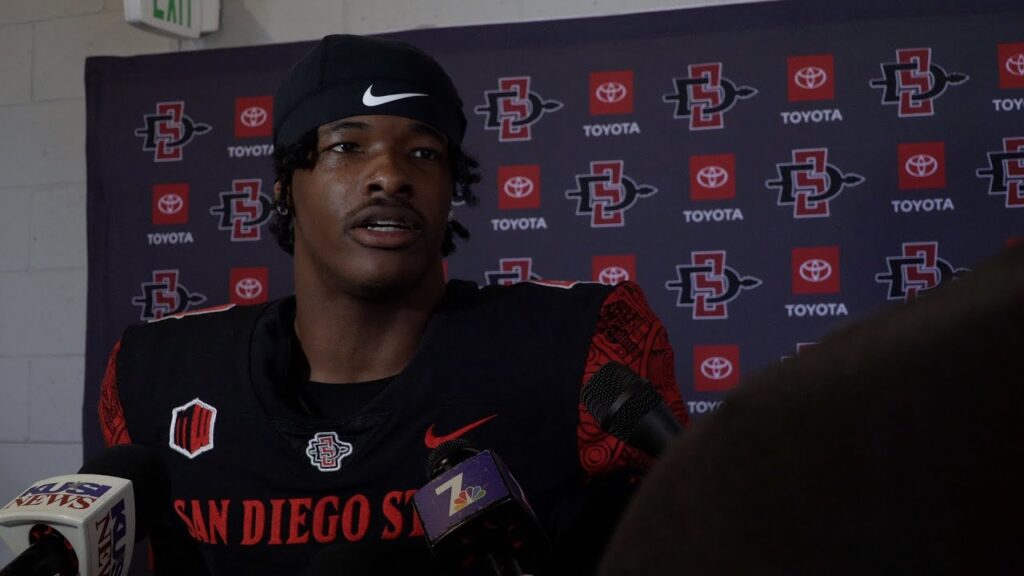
<box><xmin>581</xmin><ymin>361</ymin><xmax>682</xmax><ymax>457</ymax></box>
<box><xmin>413</xmin><ymin>439</ymin><xmax>548</xmax><ymax>575</ymax></box>
<box><xmin>0</xmin><ymin>444</ymin><xmax>169</xmax><ymax>576</ymax></box>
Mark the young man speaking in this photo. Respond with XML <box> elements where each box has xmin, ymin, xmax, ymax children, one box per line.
<box><xmin>100</xmin><ymin>34</ymin><xmax>686</xmax><ymax>575</ymax></box>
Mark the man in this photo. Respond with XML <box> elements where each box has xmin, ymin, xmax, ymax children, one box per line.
<box><xmin>100</xmin><ymin>34</ymin><xmax>686</xmax><ymax>575</ymax></box>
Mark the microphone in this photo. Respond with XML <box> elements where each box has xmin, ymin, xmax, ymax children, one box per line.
<box><xmin>581</xmin><ymin>362</ymin><xmax>682</xmax><ymax>457</ymax></box>
<box><xmin>412</xmin><ymin>440</ymin><xmax>548</xmax><ymax>575</ymax></box>
<box><xmin>0</xmin><ymin>445</ymin><xmax>169</xmax><ymax>576</ymax></box>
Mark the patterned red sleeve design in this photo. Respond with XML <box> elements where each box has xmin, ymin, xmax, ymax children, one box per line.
<box><xmin>99</xmin><ymin>340</ymin><xmax>132</xmax><ymax>447</ymax></box>
<box><xmin>578</xmin><ymin>282</ymin><xmax>688</xmax><ymax>477</ymax></box>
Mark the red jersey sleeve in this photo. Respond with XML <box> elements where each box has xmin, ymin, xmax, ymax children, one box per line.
<box><xmin>578</xmin><ymin>282</ymin><xmax>687</xmax><ymax>477</ymax></box>
<box><xmin>99</xmin><ymin>340</ymin><xmax>132</xmax><ymax>447</ymax></box>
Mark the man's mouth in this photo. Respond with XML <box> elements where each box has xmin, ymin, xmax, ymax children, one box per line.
<box><xmin>357</xmin><ymin>219</ymin><xmax>418</xmax><ymax>233</ymax></box>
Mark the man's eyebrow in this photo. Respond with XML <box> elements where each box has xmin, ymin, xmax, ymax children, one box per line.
<box><xmin>408</xmin><ymin>122</ymin><xmax>447</xmax><ymax>144</ymax></box>
<box><xmin>320</xmin><ymin>120</ymin><xmax>371</xmax><ymax>135</ymax></box>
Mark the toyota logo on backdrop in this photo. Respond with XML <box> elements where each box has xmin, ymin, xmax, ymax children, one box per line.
<box><xmin>700</xmin><ymin>356</ymin><xmax>733</xmax><ymax>380</ymax></box>
<box><xmin>239</xmin><ymin>106</ymin><xmax>268</xmax><ymax>128</ymax></box>
<box><xmin>905</xmin><ymin>154</ymin><xmax>939</xmax><ymax>178</ymax></box>
<box><xmin>1000</xmin><ymin>42</ymin><xmax>1024</xmax><ymax>88</ymax></box>
<box><xmin>595</xmin><ymin>81</ymin><xmax>628</xmax><ymax>104</ymax></box>
<box><xmin>504</xmin><ymin>176</ymin><xmax>535</xmax><ymax>199</ymax></box>
<box><xmin>696</xmin><ymin>165</ymin><xmax>729</xmax><ymax>189</ymax></box>
<box><xmin>158</xmin><ymin>192</ymin><xmax>184</xmax><ymax>215</ymax></box>
<box><xmin>229</xmin><ymin>267</ymin><xmax>269</xmax><ymax>305</ymax></box>
<box><xmin>597</xmin><ymin>266</ymin><xmax>630</xmax><ymax>285</ymax></box>
<box><xmin>234</xmin><ymin>277</ymin><xmax>263</xmax><ymax>300</ymax></box>
<box><xmin>798</xmin><ymin>258</ymin><xmax>832</xmax><ymax>283</ymax></box>
<box><xmin>794</xmin><ymin>66</ymin><xmax>828</xmax><ymax>90</ymax></box>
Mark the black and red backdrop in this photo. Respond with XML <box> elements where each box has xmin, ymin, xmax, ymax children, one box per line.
<box><xmin>85</xmin><ymin>0</ymin><xmax>1024</xmax><ymax>455</ymax></box>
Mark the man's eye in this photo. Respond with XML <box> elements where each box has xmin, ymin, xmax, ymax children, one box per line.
<box><xmin>412</xmin><ymin>148</ymin><xmax>443</xmax><ymax>160</ymax></box>
<box><xmin>328</xmin><ymin>142</ymin><xmax>358</xmax><ymax>153</ymax></box>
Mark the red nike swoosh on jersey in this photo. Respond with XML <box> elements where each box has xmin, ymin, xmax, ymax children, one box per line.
<box><xmin>424</xmin><ymin>414</ymin><xmax>498</xmax><ymax>449</ymax></box>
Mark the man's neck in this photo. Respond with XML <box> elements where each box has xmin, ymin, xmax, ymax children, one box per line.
<box><xmin>292</xmin><ymin>271</ymin><xmax>446</xmax><ymax>384</ymax></box>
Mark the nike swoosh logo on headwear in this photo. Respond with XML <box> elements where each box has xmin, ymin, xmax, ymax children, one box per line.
<box><xmin>424</xmin><ymin>414</ymin><xmax>497</xmax><ymax>449</ymax></box>
<box><xmin>362</xmin><ymin>85</ymin><xmax>428</xmax><ymax>107</ymax></box>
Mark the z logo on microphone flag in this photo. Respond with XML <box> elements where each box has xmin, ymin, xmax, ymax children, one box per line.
<box><xmin>869</xmin><ymin>48</ymin><xmax>969</xmax><ymax>117</ymax></box>
<box><xmin>665</xmin><ymin>251</ymin><xmax>762</xmax><ymax>319</ymax></box>
<box><xmin>169</xmin><ymin>398</ymin><xmax>217</xmax><ymax>458</ymax></box>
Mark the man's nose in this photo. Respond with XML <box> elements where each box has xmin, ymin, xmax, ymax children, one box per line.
<box><xmin>364</xmin><ymin>151</ymin><xmax>413</xmax><ymax>196</ymax></box>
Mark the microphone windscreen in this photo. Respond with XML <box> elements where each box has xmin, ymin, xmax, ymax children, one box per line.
<box><xmin>79</xmin><ymin>444</ymin><xmax>170</xmax><ymax>541</ymax></box>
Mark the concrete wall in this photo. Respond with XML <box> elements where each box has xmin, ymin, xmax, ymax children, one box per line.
<box><xmin>0</xmin><ymin>0</ymin><xmax>767</xmax><ymax>564</ymax></box>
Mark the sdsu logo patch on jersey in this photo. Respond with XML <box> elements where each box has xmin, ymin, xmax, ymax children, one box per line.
<box><xmin>306</xmin><ymin>432</ymin><xmax>353</xmax><ymax>472</ymax></box>
<box><xmin>565</xmin><ymin>160</ymin><xmax>657</xmax><ymax>227</ymax></box>
<box><xmin>976</xmin><ymin>137</ymin><xmax>1024</xmax><ymax>208</ymax></box>
<box><xmin>875</xmin><ymin>242</ymin><xmax>968</xmax><ymax>301</ymax></box>
<box><xmin>662</xmin><ymin>63</ymin><xmax>757</xmax><ymax>130</ymax></box>
<box><xmin>131</xmin><ymin>269</ymin><xmax>207</xmax><ymax>321</ymax></box>
<box><xmin>169</xmin><ymin>398</ymin><xmax>217</xmax><ymax>459</ymax></box>
<box><xmin>474</xmin><ymin>77</ymin><xmax>563</xmax><ymax>142</ymax></box>
<box><xmin>135</xmin><ymin>101</ymin><xmax>212</xmax><ymax>162</ymax></box>
<box><xmin>665</xmin><ymin>251</ymin><xmax>762</xmax><ymax>319</ymax></box>
<box><xmin>208</xmin><ymin>179</ymin><xmax>274</xmax><ymax>241</ymax></box>
<box><xmin>869</xmin><ymin>48</ymin><xmax>969</xmax><ymax>117</ymax></box>
<box><xmin>484</xmin><ymin>257</ymin><xmax>541</xmax><ymax>286</ymax></box>
<box><xmin>766</xmin><ymin>148</ymin><xmax>864</xmax><ymax>218</ymax></box>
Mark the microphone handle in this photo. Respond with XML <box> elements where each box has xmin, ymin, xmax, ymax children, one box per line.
<box><xmin>0</xmin><ymin>526</ymin><xmax>77</xmax><ymax>576</ymax></box>
<box><xmin>629</xmin><ymin>403</ymin><xmax>684</xmax><ymax>457</ymax></box>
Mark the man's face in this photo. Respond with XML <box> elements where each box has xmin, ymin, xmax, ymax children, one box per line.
<box><xmin>287</xmin><ymin>115</ymin><xmax>453</xmax><ymax>298</ymax></box>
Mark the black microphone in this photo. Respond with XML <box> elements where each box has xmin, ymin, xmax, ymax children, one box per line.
<box><xmin>581</xmin><ymin>362</ymin><xmax>682</xmax><ymax>457</ymax></box>
<box><xmin>0</xmin><ymin>445</ymin><xmax>169</xmax><ymax>576</ymax></box>
<box><xmin>412</xmin><ymin>440</ymin><xmax>548</xmax><ymax>575</ymax></box>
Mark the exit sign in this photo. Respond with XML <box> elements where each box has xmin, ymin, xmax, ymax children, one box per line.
<box><xmin>124</xmin><ymin>0</ymin><xmax>220</xmax><ymax>38</ymax></box>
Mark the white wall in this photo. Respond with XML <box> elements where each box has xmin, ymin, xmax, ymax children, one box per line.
<box><xmin>0</xmin><ymin>0</ymin><xmax>768</xmax><ymax>564</ymax></box>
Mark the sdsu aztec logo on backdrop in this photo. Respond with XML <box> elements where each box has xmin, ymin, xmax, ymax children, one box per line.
<box><xmin>135</xmin><ymin>101</ymin><xmax>211</xmax><ymax>162</ymax></box>
<box><xmin>209</xmin><ymin>179</ymin><xmax>274</xmax><ymax>241</ymax></box>
<box><xmin>131</xmin><ymin>270</ymin><xmax>207</xmax><ymax>321</ymax></box>
<box><xmin>781</xmin><ymin>54</ymin><xmax>844</xmax><ymax>126</ymax></box>
<box><xmin>475</xmin><ymin>77</ymin><xmax>563</xmax><ymax>142</ymax></box>
<box><xmin>565</xmin><ymin>160</ymin><xmax>657</xmax><ymax>227</ymax></box>
<box><xmin>662</xmin><ymin>62</ymin><xmax>757</xmax><ymax>130</ymax></box>
<box><xmin>664</xmin><ymin>251</ymin><xmax>762</xmax><ymax>320</ymax></box>
<box><xmin>869</xmin><ymin>48</ymin><xmax>969</xmax><ymax>117</ymax></box>
<box><xmin>976</xmin><ymin>136</ymin><xmax>1024</xmax><ymax>208</ymax></box>
<box><xmin>766</xmin><ymin>148</ymin><xmax>864</xmax><ymax>218</ymax></box>
<box><xmin>875</xmin><ymin>242</ymin><xmax>968</xmax><ymax>301</ymax></box>
<box><xmin>484</xmin><ymin>257</ymin><xmax>542</xmax><ymax>286</ymax></box>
